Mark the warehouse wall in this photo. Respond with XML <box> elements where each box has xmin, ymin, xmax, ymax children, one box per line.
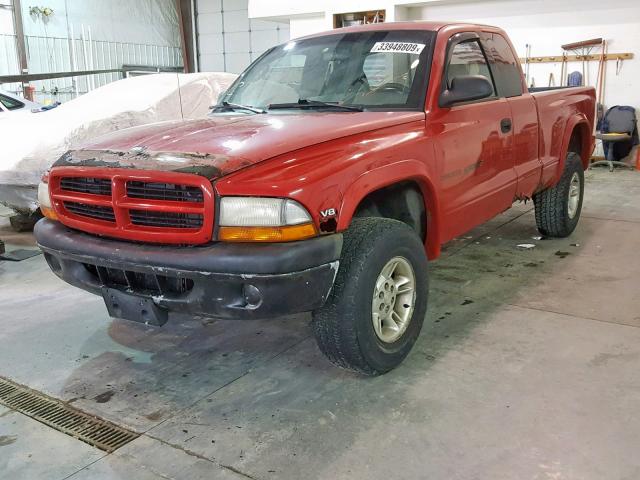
<box><xmin>197</xmin><ymin>0</ymin><xmax>289</xmax><ymax>73</ymax></box>
<box><xmin>0</xmin><ymin>2</ymin><xmax>14</xmax><ymax>35</ymax></box>
<box><xmin>19</xmin><ymin>0</ymin><xmax>180</xmax><ymax>45</ymax></box>
<box><xmin>249</xmin><ymin>1</ymin><xmax>408</xmax><ymax>38</ymax></box>
<box><xmin>1</xmin><ymin>1</ymin><xmax>184</xmax><ymax>104</ymax></box>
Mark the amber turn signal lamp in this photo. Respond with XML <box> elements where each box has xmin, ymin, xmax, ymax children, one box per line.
<box><xmin>218</xmin><ymin>223</ymin><xmax>317</xmax><ymax>242</ymax></box>
<box><xmin>41</xmin><ymin>206</ymin><xmax>59</xmax><ymax>221</ymax></box>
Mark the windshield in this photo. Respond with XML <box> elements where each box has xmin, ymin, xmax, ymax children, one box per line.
<box><xmin>220</xmin><ymin>30</ymin><xmax>436</xmax><ymax>111</ymax></box>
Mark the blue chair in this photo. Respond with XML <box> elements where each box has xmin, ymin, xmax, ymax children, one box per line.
<box><xmin>591</xmin><ymin>105</ymin><xmax>638</xmax><ymax>172</ymax></box>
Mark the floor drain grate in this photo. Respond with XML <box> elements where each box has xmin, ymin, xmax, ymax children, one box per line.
<box><xmin>0</xmin><ymin>377</ymin><xmax>139</xmax><ymax>453</ymax></box>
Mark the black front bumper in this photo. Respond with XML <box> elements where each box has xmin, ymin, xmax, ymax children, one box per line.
<box><xmin>34</xmin><ymin>219</ymin><xmax>342</xmax><ymax>324</ymax></box>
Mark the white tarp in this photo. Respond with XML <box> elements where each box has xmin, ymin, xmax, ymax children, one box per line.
<box><xmin>0</xmin><ymin>72</ymin><xmax>237</xmax><ymax>212</ymax></box>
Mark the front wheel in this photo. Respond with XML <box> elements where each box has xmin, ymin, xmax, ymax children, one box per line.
<box><xmin>533</xmin><ymin>151</ymin><xmax>585</xmax><ymax>237</ymax></box>
<box><xmin>312</xmin><ymin>218</ymin><xmax>428</xmax><ymax>375</ymax></box>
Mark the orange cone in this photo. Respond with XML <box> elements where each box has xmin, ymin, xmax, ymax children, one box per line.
<box><xmin>636</xmin><ymin>148</ymin><xmax>640</xmax><ymax>171</ymax></box>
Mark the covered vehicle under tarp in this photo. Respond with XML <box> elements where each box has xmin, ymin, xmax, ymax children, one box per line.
<box><xmin>0</xmin><ymin>72</ymin><xmax>237</xmax><ymax>213</ymax></box>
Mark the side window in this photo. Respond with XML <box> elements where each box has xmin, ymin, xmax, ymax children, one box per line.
<box><xmin>446</xmin><ymin>40</ymin><xmax>495</xmax><ymax>95</ymax></box>
<box><xmin>0</xmin><ymin>94</ymin><xmax>24</xmax><ymax>111</ymax></box>
<box><xmin>481</xmin><ymin>33</ymin><xmax>523</xmax><ymax>97</ymax></box>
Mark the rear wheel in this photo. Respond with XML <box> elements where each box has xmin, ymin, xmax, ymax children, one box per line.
<box><xmin>534</xmin><ymin>151</ymin><xmax>584</xmax><ymax>237</ymax></box>
<box><xmin>312</xmin><ymin>218</ymin><xmax>428</xmax><ymax>375</ymax></box>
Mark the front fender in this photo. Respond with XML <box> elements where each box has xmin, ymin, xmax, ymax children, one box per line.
<box><xmin>338</xmin><ymin>159</ymin><xmax>442</xmax><ymax>260</ymax></box>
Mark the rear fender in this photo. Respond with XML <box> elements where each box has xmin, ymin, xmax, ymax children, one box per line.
<box><xmin>556</xmin><ymin>114</ymin><xmax>592</xmax><ymax>179</ymax></box>
<box><xmin>338</xmin><ymin>159</ymin><xmax>441</xmax><ymax>259</ymax></box>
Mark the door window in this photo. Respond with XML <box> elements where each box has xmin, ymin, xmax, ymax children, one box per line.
<box><xmin>446</xmin><ymin>40</ymin><xmax>495</xmax><ymax>96</ymax></box>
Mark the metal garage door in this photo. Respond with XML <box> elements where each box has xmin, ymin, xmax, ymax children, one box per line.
<box><xmin>196</xmin><ymin>0</ymin><xmax>290</xmax><ymax>73</ymax></box>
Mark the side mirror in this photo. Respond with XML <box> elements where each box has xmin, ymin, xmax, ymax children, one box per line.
<box><xmin>439</xmin><ymin>75</ymin><xmax>493</xmax><ymax>107</ymax></box>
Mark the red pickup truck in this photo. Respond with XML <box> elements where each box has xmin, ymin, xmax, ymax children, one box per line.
<box><xmin>35</xmin><ymin>22</ymin><xmax>595</xmax><ymax>375</ymax></box>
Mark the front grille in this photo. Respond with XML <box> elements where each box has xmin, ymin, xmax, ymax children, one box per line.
<box><xmin>49</xmin><ymin>168</ymin><xmax>214</xmax><ymax>244</ymax></box>
<box><xmin>129</xmin><ymin>210</ymin><xmax>203</xmax><ymax>229</ymax></box>
<box><xmin>126</xmin><ymin>181</ymin><xmax>204</xmax><ymax>203</ymax></box>
<box><xmin>60</xmin><ymin>177</ymin><xmax>111</xmax><ymax>196</ymax></box>
<box><xmin>64</xmin><ymin>201</ymin><xmax>116</xmax><ymax>222</ymax></box>
<box><xmin>84</xmin><ymin>264</ymin><xmax>194</xmax><ymax>295</ymax></box>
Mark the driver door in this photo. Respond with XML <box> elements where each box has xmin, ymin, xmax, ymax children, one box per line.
<box><xmin>431</xmin><ymin>33</ymin><xmax>517</xmax><ymax>241</ymax></box>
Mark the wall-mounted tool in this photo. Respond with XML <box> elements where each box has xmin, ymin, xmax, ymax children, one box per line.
<box><xmin>562</xmin><ymin>38</ymin><xmax>603</xmax><ymax>86</ymax></box>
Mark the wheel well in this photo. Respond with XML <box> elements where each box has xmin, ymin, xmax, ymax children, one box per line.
<box><xmin>568</xmin><ymin>123</ymin><xmax>591</xmax><ymax>169</ymax></box>
<box><xmin>353</xmin><ymin>181</ymin><xmax>427</xmax><ymax>241</ymax></box>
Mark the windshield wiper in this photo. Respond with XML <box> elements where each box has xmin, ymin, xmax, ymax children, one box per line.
<box><xmin>212</xmin><ymin>101</ymin><xmax>266</xmax><ymax>114</ymax></box>
<box><xmin>268</xmin><ymin>99</ymin><xmax>363</xmax><ymax>112</ymax></box>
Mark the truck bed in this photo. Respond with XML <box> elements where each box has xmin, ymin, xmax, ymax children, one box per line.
<box><xmin>530</xmin><ymin>85</ymin><xmax>596</xmax><ymax>188</ymax></box>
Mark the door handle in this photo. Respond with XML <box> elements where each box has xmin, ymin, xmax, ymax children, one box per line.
<box><xmin>500</xmin><ymin>118</ymin><xmax>512</xmax><ymax>133</ymax></box>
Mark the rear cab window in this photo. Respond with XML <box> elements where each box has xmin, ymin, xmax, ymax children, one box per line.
<box><xmin>480</xmin><ymin>32</ymin><xmax>524</xmax><ymax>98</ymax></box>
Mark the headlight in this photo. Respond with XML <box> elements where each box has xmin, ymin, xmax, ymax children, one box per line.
<box><xmin>218</xmin><ymin>197</ymin><xmax>316</xmax><ymax>242</ymax></box>
<box><xmin>37</xmin><ymin>174</ymin><xmax>58</xmax><ymax>221</ymax></box>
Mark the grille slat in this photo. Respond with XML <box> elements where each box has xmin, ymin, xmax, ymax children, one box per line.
<box><xmin>0</xmin><ymin>377</ymin><xmax>139</xmax><ymax>453</ymax></box>
<box><xmin>130</xmin><ymin>209</ymin><xmax>203</xmax><ymax>229</ymax></box>
<box><xmin>126</xmin><ymin>181</ymin><xmax>204</xmax><ymax>203</ymax></box>
<box><xmin>60</xmin><ymin>177</ymin><xmax>112</xmax><ymax>196</ymax></box>
<box><xmin>64</xmin><ymin>202</ymin><xmax>116</xmax><ymax>222</ymax></box>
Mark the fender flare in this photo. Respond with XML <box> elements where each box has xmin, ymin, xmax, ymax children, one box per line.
<box><xmin>337</xmin><ymin>159</ymin><xmax>442</xmax><ymax>259</ymax></box>
<box><xmin>557</xmin><ymin>114</ymin><xmax>591</xmax><ymax>178</ymax></box>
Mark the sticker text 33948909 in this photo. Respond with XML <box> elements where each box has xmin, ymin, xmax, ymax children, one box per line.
<box><xmin>370</xmin><ymin>42</ymin><xmax>426</xmax><ymax>54</ymax></box>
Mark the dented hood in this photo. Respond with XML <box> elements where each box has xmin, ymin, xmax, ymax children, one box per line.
<box><xmin>56</xmin><ymin>111</ymin><xmax>424</xmax><ymax>178</ymax></box>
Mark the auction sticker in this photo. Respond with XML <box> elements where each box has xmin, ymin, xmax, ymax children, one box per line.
<box><xmin>370</xmin><ymin>42</ymin><xmax>426</xmax><ymax>54</ymax></box>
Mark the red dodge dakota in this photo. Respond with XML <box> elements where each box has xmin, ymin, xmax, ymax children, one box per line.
<box><xmin>35</xmin><ymin>22</ymin><xmax>595</xmax><ymax>375</ymax></box>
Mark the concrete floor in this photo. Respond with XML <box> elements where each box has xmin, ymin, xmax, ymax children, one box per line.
<box><xmin>1</xmin><ymin>169</ymin><xmax>640</xmax><ymax>480</ymax></box>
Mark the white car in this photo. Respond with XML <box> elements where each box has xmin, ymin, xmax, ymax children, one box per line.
<box><xmin>0</xmin><ymin>72</ymin><xmax>236</xmax><ymax>215</ymax></box>
<box><xmin>0</xmin><ymin>90</ymin><xmax>42</xmax><ymax>114</ymax></box>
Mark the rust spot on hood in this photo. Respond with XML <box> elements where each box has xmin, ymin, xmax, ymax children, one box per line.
<box><xmin>53</xmin><ymin>149</ymin><xmax>253</xmax><ymax>179</ymax></box>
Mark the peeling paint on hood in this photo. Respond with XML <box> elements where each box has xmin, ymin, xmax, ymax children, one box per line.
<box><xmin>52</xmin><ymin>149</ymin><xmax>248</xmax><ymax>178</ymax></box>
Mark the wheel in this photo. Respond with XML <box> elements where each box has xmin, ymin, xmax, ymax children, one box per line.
<box><xmin>312</xmin><ymin>218</ymin><xmax>428</xmax><ymax>375</ymax></box>
<box><xmin>533</xmin><ymin>151</ymin><xmax>584</xmax><ymax>238</ymax></box>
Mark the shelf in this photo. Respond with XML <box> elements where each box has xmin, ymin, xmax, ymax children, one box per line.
<box><xmin>333</xmin><ymin>10</ymin><xmax>385</xmax><ymax>29</ymax></box>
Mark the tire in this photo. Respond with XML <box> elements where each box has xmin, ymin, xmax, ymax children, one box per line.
<box><xmin>312</xmin><ymin>218</ymin><xmax>429</xmax><ymax>375</ymax></box>
<box><xmin>533</xmin><ymin>151</ymin><xmax>584</xmax><ymax>238</ymax></box>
